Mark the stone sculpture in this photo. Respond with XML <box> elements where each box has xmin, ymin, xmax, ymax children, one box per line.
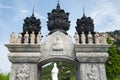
<box><xmin>81</xmin><ymin>31</ymin><xmax>86</xmax><ymax>44</ymax></box>
<box><xmin>30</xmin><ymin>31</ymin><xmax>35</xmax><ymax>44</ymax></box>
<box><xmin>74</xmin><ymin>32</ymin><xmax>79</xmax><ymax>44</ymax></box>
<box><xmin>10</xmin><ymin>32</ymin><xmax>15</xmax><ymax>44</ymax></box>
<box><xmin>88</xmin><ymin>31</ymin><xmax>93</xmax><ymax>44</ymax></box>
<box><xmin>24</xmin><ymin>31</ymin><xmax>29</xmax><ymax>44</ymax></box>
<box><xmin>101</xmin><ymin>33</ymin><xmax>107</xmax><ymax>44</ymax></box>
<box><xmin>94</xmin><ymin>32</ymin><xmax>100</xmax><ymax>44</ymax></box>
<box><xmin>16</xmin><ymin>32</ymin><xmax>22</xmax><ymax>44</ymax></box>
<box><xmin>37</xmin><ymin>31</ymin><xmax>41</xmax><ymax>44</ymax></box>
<box><xmin>52</xmin><ymin>36</ymin><xmax>63</xmax><ymax>50</ymax></box>
<box><xmin>16</xmin><ymin>64</ymin><xmax>29</xmax><ymax>80</ymax></box>
<box><xmin>51</xmin><ymin>63</ymin><xmax>59</xmax><ymax>80</ymax></box>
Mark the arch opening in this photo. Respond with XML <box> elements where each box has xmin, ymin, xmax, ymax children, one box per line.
<box><xmin>40</xmin><ymin>60</ymin><xmax>78</xmax><ymax>80</ymax></box>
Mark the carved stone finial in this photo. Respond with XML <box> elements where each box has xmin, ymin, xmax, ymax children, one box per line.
<box><xmin>23</xmin><ymin>11</ymin><xmax>41</xmax><ymax>35</ymax></box>
<box><xmin>10</xmin><ymin>32</ymin><xmax>15</xmax><ymax>44</ymax></box>
<box><xmin>74</xmin><ymin>32</ymin><xmax>79</xmax><ymax>44</ymax></box>
<box><xmin>95</xmin><ymin>32</ymin><xmax>100</xmax><ymax>44</ymax></box>
<box><xmin>81</xmin><ymin>31</ymin><xmax>86</xmax><ymax>44</ymax></box>
<box><xmin>76</xmin><ymin>13</ymin><xmax>94</xmax><ymax>35</ymax></box>
<box><xmin>30</xmin><ymin>31</ymin><xmax>35</xmax><ymax>44</ymax></box>
<box><xmin>47</xmin><ymin>3</ymin><xmax>70</xmax><ymax>34</ymax></box>
<box><xmin>88</xmin><ymin>31</ymin><xmax>93</xmax><ymax>44</ymax></box>
<box><xmin>32</xmin><ymin>5</ymin><xmax>35</xmax><ymax>17</ymax></box>
<box><xmin>16</xmin><ymin>32</ymin><xmax>22</xmax><ymax>44</ymax></box>
<box><xmin>57</xmin><ymin>0</ymin><xmax>60</xmax><ymax>10</ymax></box>
<box><xmin>83</xmin><ymin>6</ymin><xmax>86</xmax><ymax>17</ymax></box>
<box><xmin>24</xmin><ymin>31</ymin><xmax>29</xmax><ymax>44</ymax></box>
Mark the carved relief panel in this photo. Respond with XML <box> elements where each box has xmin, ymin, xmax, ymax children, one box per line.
<box><xmin>16</xmin><ymin>64</ymin><xmax>30</xmax><ymax>80</ymax></box>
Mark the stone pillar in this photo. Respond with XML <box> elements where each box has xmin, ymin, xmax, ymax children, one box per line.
<box><xmin>5</xmin><ymin>44</ymin><xmax>41</xmax><ymax>80</ymax></box>
<box><xmin>75</xmin><ymin>44</ymin><xmax>110</xmax><ymax>80</ymax></box>
<box><xmin>75</xmin><ymin>64</ymin><xmax>80</xmax><ymax>80</ymax></box>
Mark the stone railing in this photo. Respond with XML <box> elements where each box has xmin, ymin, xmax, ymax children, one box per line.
<box><xmin>9</xmin><ymin>31</ymin><xmax>42</xmax><ymax>44</ymax></box>
<box><xmin>74</xmin><ymin>31</ymin><xmax>108</xmax><ymax>45</ymax></box>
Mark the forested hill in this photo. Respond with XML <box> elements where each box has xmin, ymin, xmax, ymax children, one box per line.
<box><xmin>107</xmin><ymin>30</ymin><xmax>120</xmax><ymax>48</ymax></box>
<box><xmin>106</xmin><ymin>30</ymin><xmax>120</xmax><ymax>80</ymax></box>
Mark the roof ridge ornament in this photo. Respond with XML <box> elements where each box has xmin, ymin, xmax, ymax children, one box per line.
<box><xmin>83</xmin><ymin>6</ymin><xmax>86</xmax><ymax>17</ymax></box>
<box><xmin>32</xmin><ymin>5</ymin><xmax>35</xmax><ymax>17</ymax></box>
<box><xmin>56</xmin><ymin>0</ymin><xmax>60</xmax><ymax>10</ymax></box>
<box><xmin>58</xmin><ymin>0</ymin><xmax>59</xmax><ymax>4</ymax></box>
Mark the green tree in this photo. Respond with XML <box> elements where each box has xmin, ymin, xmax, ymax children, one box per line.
<box><xmin>0</xmin><ymin>73</ymin><xmax>9</xmax><ymax>80</ymax></box>
<box><xmin>106</xmin><ymin>45</ymin><xmax>120</xmax><ymax>80</ymax></box>
<box><xmin>42</xmin><ymin>62</ymin><xmax>76</xmax><ymax>80</ymax></box>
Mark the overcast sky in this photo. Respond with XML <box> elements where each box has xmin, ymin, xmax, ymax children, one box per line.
<box><xmin>0</xmin><ymin>0</ymin><xmax>120</xmax><ymax>73</ymax></box>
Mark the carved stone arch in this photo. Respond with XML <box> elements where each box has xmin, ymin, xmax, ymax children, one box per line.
<box><xmin>38</xmin><ymin>57</ymin><xmax>78</xmax><ymax>66</ymax></box>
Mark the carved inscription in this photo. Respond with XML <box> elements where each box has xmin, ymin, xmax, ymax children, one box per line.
<box><xmin>51</xmin><ymin>51</ymin><xmax>63</xmax><ymax>55</ymax></box>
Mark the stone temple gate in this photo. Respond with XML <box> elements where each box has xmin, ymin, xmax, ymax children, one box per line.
<box><xmin>6</xmin><ymin>3</ymin><xmax>110</xmax><ymax>80</ymax></box>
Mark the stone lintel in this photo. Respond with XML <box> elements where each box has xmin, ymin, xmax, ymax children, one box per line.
<box><xmin>5</xmin><ymin>44</ymin><xmax>41</xmax><ymax>52</ymax></box>
<box><xmin>75</xmin><ymin>44</ymin><xmax>110</xmax><ymax>52</ymax></box>
<box><xmin>76</xmin><ymin>52</ymin><xmax>108</xmax><ymax>63</ymax></box>
<box><xmin>8</xmin><ymin>52</ymin><xmax>41</xmax><ymax>63</ymax></box>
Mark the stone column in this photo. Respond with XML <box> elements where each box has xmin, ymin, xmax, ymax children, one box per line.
<box><xmin>75</xmin><ymin>64</ymin><xmax>80</xmax><ymax>80</ymax></box>
<box><xmin>75</xmin><ymin>44</ymin><xmax>110</xmax><ymax>80</ymax></box>
<box><xmin>5</xmin><ymin>44</ymin><xmax>41</xmax><ymax>80</ymax></box>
